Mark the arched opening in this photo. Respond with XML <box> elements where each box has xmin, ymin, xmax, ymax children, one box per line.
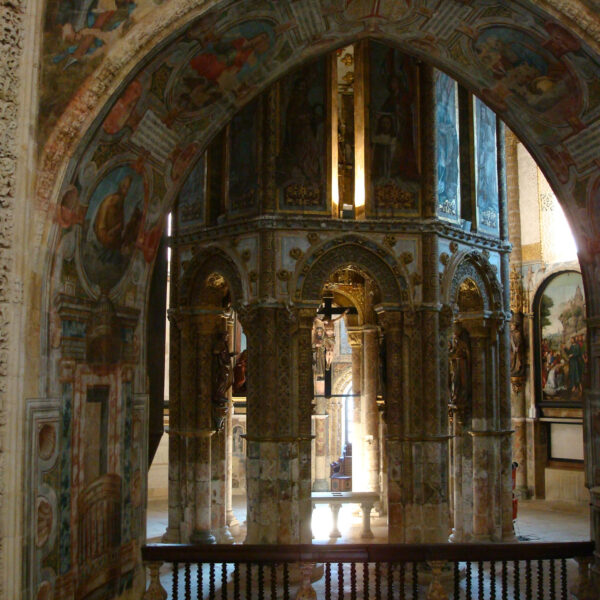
<box><xmin>23</xmin><ymin>3</ymin><xmax>600</xmax><ymax>595</ymax></box>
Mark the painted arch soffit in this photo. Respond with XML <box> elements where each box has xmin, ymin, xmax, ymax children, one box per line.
<box><xmin>40</xmin><ymin>0</ymin><xmax>600</xmax><ymax>266</ymax></box>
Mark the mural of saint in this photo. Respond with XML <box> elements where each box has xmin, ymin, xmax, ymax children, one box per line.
<box><xmin>277</xmin><ymin>59</ymin><xmax>327</xmax><ymax>210</ymax></box>
<box><xmin>474</xmin><ymin>97</ymin><xmax>499</xmax><ymax>234</ymax></box>
<box><xmin>81</xmin><ymin>165</ymin><xmax>145</xmax><ymax>290</ymax></box>
<box><xmin>369</xmin><ymin>42</ymin><xmax>420</xmax><ymax>212</ymax></box>
<box><xmin>539</xmin><ymin>272</ymin><xmax>586</xmax><ymax>402</ymax></box>
<box><xmin>435</xmin><ymin>71</ymin><xmax>460</xmax><ymax>219</ymax></box>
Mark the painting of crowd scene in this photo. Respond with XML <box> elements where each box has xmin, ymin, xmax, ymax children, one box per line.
<box><xmin>539</xmin><ymin>272</ymin><xmax>586</xmax><ymax>402</ymax></box>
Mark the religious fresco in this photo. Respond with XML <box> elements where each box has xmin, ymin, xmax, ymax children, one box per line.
<box><xmin>277</xmin><ymin>57</ymin><xmax>328</xmax><ymax>212</ymax></box>
<box><xmin>80</xmin><ymin>164</ymin><xmax>146</xmax><ymax>291</ymax></box>
<box><xmin>32</xmin><ymin>0</ymin><xmax>600</xmax><ymax>595</ymax></box>
<box><xmin>474</xmin><ymin>97</ymin><xmax>499</xmax><ymax>236</ymax></box>
<box><xmin>40</xmin><ymin>0</ymin><xmax>156</xmax><ymax>144</ymax></box>
<box><xmin>435</xmin><ymin>70</ymin><xmax>460</xmax><ymax>222</ymax></box>
<box><xmin>472</xmin><ymin>25</ymin><xmax>582</xmax><ymax>127</ymax></box>
<box><xmin>177</xmin><ymin>154</ymin><xmax>205</xmax><ymax>230</ymax></box>
<box><xmin>538</xmin><ymin>272</ymin><xmax>586</xmax><ymax>402</ymax></box>
<box><xmin>229</xmin><ymin>98</ymin><xmax>260</xmax><ymax>214</ymax></box>
<box><xmin>368</xmin><ymin>41</ymin><xmax>420</xmax><ymax>216</ymax></box>
<box><xmin>168</xmin><ymin>19</ymin><xmax>277</xmax><ymax>121</ymax></box>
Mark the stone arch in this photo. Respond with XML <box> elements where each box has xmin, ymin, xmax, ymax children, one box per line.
<box><xmin>179</xmin><ymin>247</ymin><xmax>245</xmax><ymax>309</ymax></box>
<box><xmin>295</xmin><ymin>235</ymin><xmax>409</xmax><ymax>306</ymax></box>
<box><xmin>33</xmin><ymin>2</ymin><xmax>600</xmax><ymax>315</ymax></box>
<box><xmin>442</xmin><ymin>250</ymin><xmax>504</xmax><ymax>313</ymax></box>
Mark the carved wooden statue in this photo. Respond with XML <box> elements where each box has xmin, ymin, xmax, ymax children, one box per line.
<box><xmin>510</xmin><ymin>311</ymin><xmax>526</xmax><ymax>378</ymax></box>
<box><xmin>212</xmin><ymin>331</ymin><xmax>235</xmax><ymax>431</ymax></box>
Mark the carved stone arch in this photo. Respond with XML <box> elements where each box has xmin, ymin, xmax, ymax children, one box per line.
<box><xmin>295</xmin><ymin>235</ymin><xmax>409</xmax><ymax>306</ymax></box>
<box><xmin>179</xmin><ymin>247</ymin><xmax>245</xmax><ymax>309</ymax></box>
<box><xmin>442</xmin><ymin>250</ymin><xmax>503</xmax><ymax>313</ymax></box>
<box><xmin>332</xmin><ymin>363</ymin><xmax>353</xmax><ymax>396</ymax></box>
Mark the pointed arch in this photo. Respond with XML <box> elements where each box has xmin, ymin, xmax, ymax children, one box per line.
<box><xmin>178</xmin><ymin>246</ymin><xmax>246</xmax><ymax>309</ymax></box>
<box><xmin>442</xmin><ymin>250</ymin><xmax>504</xmax><ymax>313</ymax></box>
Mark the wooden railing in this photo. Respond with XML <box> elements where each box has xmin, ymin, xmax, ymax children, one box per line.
<box><xmin>142</xmin><ymin>540</ymin><xmax>595</xmax><ymax>599</ymax></box>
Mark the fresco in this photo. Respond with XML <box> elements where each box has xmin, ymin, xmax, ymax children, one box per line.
<box><xmin>168</xmin><ymin>19</ymin><xmax>277</xmax><ymax>122</ymax></box>
<box><xmin>474</xmin><ymin>97</ymin><xmax>499</xmax><ymax>236</ymax></box>
<box><xmin>277</xmin><ymin>57</ymin><xmax>328</xmax><ymax>212</ymax></box>
<box><xmin>177</xmin><ymin>154</ymin><xmax>205</xmax><ymax>229</ymax></box>
<box><xmin>472</xmin><ymin>25</ymin><xmax>582</xmax><ymax>126</ymax></box>
<box><xmin>41</xmin><ymin>0</ymin><xmax>149</xmax><ymax>144</ymax></box>
<box><xmin>80</xmin><ymin>164</ymin><xmax>146</xmax><ymax>290</ymax></box>
<box><xmin>229</xmin><ymin>98</ymin><xmax>260</xmax><ymax>213</ymax></box>
<box><xmin>369</xmin><ymin>41</ymin><xmax>420</xmax><ymax>215</ymax></box>
<box><xmin>539</xmin><ymin>272</ymin><xmax>586</xmax><ymax>402</ymax></box>
<box><xmin>435</xmin><ymin>70</ymin><xmax>460</xmax><ymax>221</ymax></box>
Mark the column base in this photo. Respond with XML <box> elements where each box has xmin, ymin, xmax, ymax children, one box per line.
<box><xmin>189</xmin><ymin>529</ymin><xmax>216</xmax><ymax>544</ymax></box>
<box><xmin>214</xmin><ymin>525</ymin><xmax>235</xmax><ymax>544</ymax></box>
<box><xmin>312</xmin><ymin>479</ymin><xmax>330</xmax><ymax>492</ymax></box>
<box><xmin>162</xmin><ymin>526</ymin><xmax>181</xmax><ymax>543</ymax></box>
<box><xmin>227</xmin><ymin>515</ymin><xmax>241</xmax><ymax>537</ymax></box>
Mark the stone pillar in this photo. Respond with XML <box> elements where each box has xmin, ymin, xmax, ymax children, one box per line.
<box><xmin>328</xmin><ymin>397</ymin><xmax>342</xmax><ymax>465</ymax></box>
<box><xmin>585</xmin><ymin>314</ymin><xmax>600</xmax><ymax>585</ymax></box>
<box><xmin>312</xmin><ymin>397</ymin><xmax>330</xmax><ymax>491</ymax></box>
<box><xmin>241</xmin><ymin>305</ymin><xmax>313</xmax><ymax>544</ymax></box>
<box><xmin>189</xmin><ymin>316</ymin><xmax>221</xmax><ymax>544</ymax></box>
<box><xmin>225</xmin><ymin>318</ymin><xmax>239</xmax><ymax>535</ymax></box>
<box><xmin>362</xmin><ymin>326</ymin><xmax>380</xmax><ymax>493</ymax></box>
<box><xmin>164</xmin><ymin>310</ymin><xmax>184</xmax><ymax>542</ymax></box>
<box><xmin>379</xmin><ymin>310</ymin><xmax>405</xmax><ymax>542</ymax></box>
<box><xmin>348</xmin><ymin>327</ymin><xmax>363</xmax><ymax>489</ymax></box>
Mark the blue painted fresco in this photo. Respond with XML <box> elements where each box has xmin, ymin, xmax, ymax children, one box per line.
<box><xmin>178</xmin><ymin>154</ymin><xmax>205</xmax><ymax>228</ymax></box>
<box><xmin>436</xmin><ymin>71</ymin><xmax>460</xmax><ymax>221</ymax></box>
<box><xmin>474</xmin><ymin>97</ymin><xmax>499</xmax><ymax>235</ymax></box>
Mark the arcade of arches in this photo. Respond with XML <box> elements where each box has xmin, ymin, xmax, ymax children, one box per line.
<box><xmin>4</xmin><ymin>1</ymin><xmax>600</xmax><ymax>598</ymax></box>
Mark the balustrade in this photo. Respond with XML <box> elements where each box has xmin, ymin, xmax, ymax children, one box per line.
<box><xmin>142</xmin><ymin>540</ymin><xmax>594</xmax><ymax>599</ymax></box>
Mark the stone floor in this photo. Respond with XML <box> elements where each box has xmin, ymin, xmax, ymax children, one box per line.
<box><xmin>145</xmin><ymin>497</ymin><xmax>593</xmax><ymax>598</ymax></box>
<box><xmin>147</xmin><ymin>495</ymin><xmax>591</xmax><ymax>544</ymax></box>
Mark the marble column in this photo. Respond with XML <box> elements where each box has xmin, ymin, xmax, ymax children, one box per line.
<box><xmin>362</xmin><ymin>326</ymin><xmax>380</xmax><ymax>493</ymax></box>
<box><xmin>241</xmin><ymin>305</ymin><xmax>313</xmax><ymax>544</ymax></box>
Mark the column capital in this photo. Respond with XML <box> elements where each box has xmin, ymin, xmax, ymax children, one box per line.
<box><xmin>347</xmin><ymin>327</ymin><xmax>363</xmax><ymax>348</ymax></box>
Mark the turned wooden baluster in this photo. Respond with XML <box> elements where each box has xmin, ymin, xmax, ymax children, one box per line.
<box><xmin>144</xmin><ymin>562</ymin><xmax>167</xmax><ymax>600</ymax></box>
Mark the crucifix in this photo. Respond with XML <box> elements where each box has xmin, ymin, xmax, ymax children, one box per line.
<box><xmin>315</xmin><ymin>293</ymin><xmax>358</xmax><ymax>398</ymax></box>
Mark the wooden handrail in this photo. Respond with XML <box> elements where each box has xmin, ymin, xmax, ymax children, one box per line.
<box><xmin>142</xmin><ymin>541</ymin><xmax>594</xmax><ymax>564</ymax></box>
